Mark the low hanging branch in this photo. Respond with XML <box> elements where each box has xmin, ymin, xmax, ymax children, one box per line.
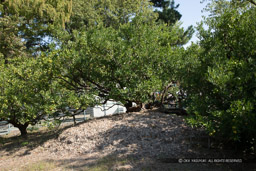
<box><xmin>248</xmin><ymin>0</ymin><xmax>256</xmax><ymax>6</ymax></box>
<box><xmin>95</xmin><ymin>103</ymin><xmax>125</xmax><ymax>112</ymax></box>
<box><xmin>160</xmin><ymin>82</ymin><xmax>174</xmax><ymax>105</ymax></box>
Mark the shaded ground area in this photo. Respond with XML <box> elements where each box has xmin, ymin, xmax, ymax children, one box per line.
<box><xmin>0</xmin><ymin>109</ymin><xmax>255</xmax><ymax>170</ymax></box>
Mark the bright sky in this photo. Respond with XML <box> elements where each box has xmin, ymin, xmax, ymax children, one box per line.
<box><xmin>176</xmin><ymin>0</ymin><xmax>209</xmax><ymax>45</ymax></box>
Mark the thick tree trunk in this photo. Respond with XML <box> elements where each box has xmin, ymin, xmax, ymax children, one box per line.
<box><xmin>125</xmin><ymin>101</ymin><xmax>133</xmax><ymax>113</ymax></box>
<box><xmin>125</xmin><ymin>101</ymin><xmax>142</xmax><ymax>113</ymax></box>
<box><xmin>124</xmin><ymin>101</ymin><xmax>132</xmax><ymax>109</ymax></box>
<box><xmin>18</xmin><ymin>125</ymin><xmax>28</xmax><ymax>137</ymax></box>
<box><xmin>10</xmin><ymin>121</ymin><xmax>29</xmax><ymax>137</ymax></box>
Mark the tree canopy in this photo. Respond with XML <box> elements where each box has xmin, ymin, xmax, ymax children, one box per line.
<box><xmin>182</xmin><ymin>0</ymin><xmax>256</xmax><ymax>149</ymax></box>
<box><xmin>0</xmin><ymin>0</ymin><xmax>73</xmax><ymax>135</ymax></box>
<box><xmin>0</xmin><ymin>0</ymin><xmax>72</xmax><ymax>60</ymax></box>
<box><xmin>56</xmin><ymin>19</ymin><xmax>185</xmax><ymax>110</ymax></box>
<box><xmin>0</xmin><ymin>0</ymin><xmax>188</xmax><ymax>135</ymax></box>
<box><xmin>54</xmin><ymin>0</ymin><xmax>187</xmax><ymax>111</ymax></box>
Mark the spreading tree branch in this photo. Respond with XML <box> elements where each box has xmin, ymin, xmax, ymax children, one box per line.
<box><xmin>248</xmin><ymin>0</ymin><xmax>256</xmax><ymax>6</ymax></box>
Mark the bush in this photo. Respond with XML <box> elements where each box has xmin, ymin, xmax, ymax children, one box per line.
<box><xmin>182</xmin><ymin>1</ymin><xmax>256</xmax><ymax>151</ymax></box>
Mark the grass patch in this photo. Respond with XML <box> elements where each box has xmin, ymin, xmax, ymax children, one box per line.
<box><xmin>1</xmin><ymin>161</ymin><xmax>57</xmax><ymax>171</ymax></box>
<box><xmin>85</xmin><ymin>155</ymin><xmax>133</xmax><ymax>171</ymax></box>
<box><xmin>21</xmin><ymin>141</ymin><xmax>29</xmax><ymax>146</ymax></box>
<box><xmin>21</xmin><ymin>161</ymin><xmax>57</xmax><ymax>171</ymax></box>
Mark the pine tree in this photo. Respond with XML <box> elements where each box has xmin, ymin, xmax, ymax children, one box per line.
<box><xmin>150</xmin><ymin>0</ymin><xmax>194</xmax><ymax>45</ymax></box>
<box><xmin>151</xmin><ymin>0</ymin><xmax>182</xmax><ymax>24</ymax></box>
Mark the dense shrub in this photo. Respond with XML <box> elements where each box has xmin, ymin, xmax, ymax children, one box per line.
<box><xmin>182</xmin><ymin>1</ymin><xmax>256</xmax><ymax>150</ymax></box>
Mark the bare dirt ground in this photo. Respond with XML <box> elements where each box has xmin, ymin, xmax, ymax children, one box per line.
<box><xmin>0</xmin><ymin>109</ymin><xmax>255</xmax><ymax>171</ymax></box>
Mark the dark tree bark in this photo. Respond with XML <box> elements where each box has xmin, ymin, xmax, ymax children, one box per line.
<box><xmin>125</xmin><ymin>101</ymin><xmax>142</xmax><ymax>113</ymax></box>
<box><xmin>18</xmin><ymin>125</ymin><xmax>28</xmax><ymax>137</ymax></box>
<box><xmin>9</xmin><ymin>121</ymin><xmax>29</xmax><ymax>137</ymax></box>
<box><xmin>160</xmin><ymin>82</ymin><xmax>173</xmax><ymax>105</ymax></box>
<box><xmin>124</xmin><ymin>101</ymin><xmax>133</xmax><ymax>112</ymax></box>
<box><xmin>72</xmin><ymin>115</ymin><xmax>76</xmax><ymax>125</ymax></box>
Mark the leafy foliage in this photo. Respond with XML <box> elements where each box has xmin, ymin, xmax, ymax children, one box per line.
<box><xmin>0</xmin><ymin>0</ymin><xmax>72</xmax><ymax>57</ymax></box>
<box><xmin>55</xmin><ymin>0</ymin><xmax>187</xmax><ymax>109</ymax></box>
<box><xmin>0</xmin><ymin>56</ymin><xmax>54</xmax><ymax>135</ymax></box>
<box><xmin>0</xmin><ymin>54</ymin><xmax>93</xmax><ymax>135</ymax></box>
<box><xmin>183</xmin><ymin>0</ymin><xmax>256</xmax><ymax>149</ymax></box>
<box><xmin>150</xmin><ymin>0</ymin><xmax>194</xmax><ymax>45</ymax></box>
<box><xmin>56</xmin><ymin>17</ymin><xmax>184</xmax><ymax>107</ymax></box>
<box><xmin>0</xmin><ymin>0</ymin><xmax>73</xmax><ymax>135</ymax></box>
<box><xmin>0</xmin><ymin>16</ymin><xmax>25</xmax><ymax>63</ymax></box>
<box><xmin>66</xmin><ymin>0</ymin><xmax>156</xmax><ymax>31</ymax></box>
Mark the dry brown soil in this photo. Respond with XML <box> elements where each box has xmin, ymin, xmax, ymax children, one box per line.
<box><xmin>0</xmin><ymin>109</ymin><xmax>255</xmax><ymax>170</ymax></box>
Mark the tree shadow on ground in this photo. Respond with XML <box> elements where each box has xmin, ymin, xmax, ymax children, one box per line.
<box><xmin>91</xmin><ymin>110</ymin><xmax>227</xmax><ymax>159</ymax></box>
<box><xmin>43</xmin><ymin>153</ymin><xmax>256</xmax><ymax>171</ymax></box>
<box><xmin>1</xmin><ymin>110</ymin><xmax>255</xmax><ymax>170</ymax></box>
<box><xmin>0</xmin><ymin>121</ymin><xmax>88</xmax><ymax>156</ymax></box>
<box><xmin>44</xmin><ymin>110</ymin><xmax>255</xmax><ymax>170</ymax></box>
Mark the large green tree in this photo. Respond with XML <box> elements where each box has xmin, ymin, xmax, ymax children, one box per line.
<box><xmin>0</xmin><ymin>0</ymin><xmax>73</xmax><ymax>136</ymax></box>
<box><xmin>0</xmin><ymin>56</ymin><xmax>55</xmax><ymax>136</ymax></box>
<box><xmin>0</xmin><ymin>55</ymin><xmax>92</xmax><ymax>136</ymax></box>
<box><xmin>183</xmin><ymin>0</ymin><xmax>256</xmax><ymax>149</ymax></box>
<box><xmin>55</xmin><ymin>0</ymin><xmax>185</xmax><ymax>111</ymax></box>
